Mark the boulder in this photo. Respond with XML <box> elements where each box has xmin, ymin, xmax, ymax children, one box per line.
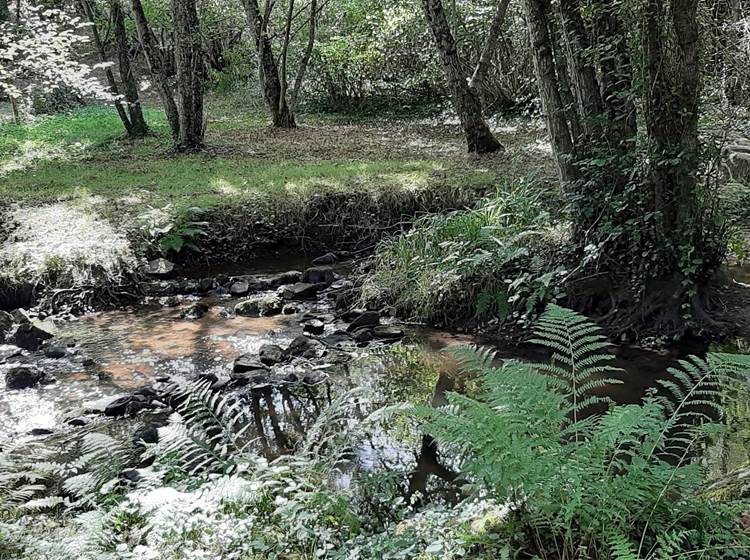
<box><xmin>352</xmin><ymin>328</ymin><xmax>374</xmax><ymax>343</ymax></box>
<box><xmin>235</xmin><ymin>295</ymin><xmax>282</xmax><ymax>317</ymax></box>
<box><xmin>145</xmin><ymin>258</ymin><xmax>175</xmax><ymax>278</ymax></box>
<box><xmin>373</xmin><ymin>325</ymin><xmax>405</xmax><ymax>341</ymax></box>
<box><xmin>11</xmin><ymin>322</ymin><xmax>53</xmax><ymax>351</ymax></box>
<box><xmin>104</xmin><ymin>395</ymin><xmax>150</xmax><ymax>417</ymax></box>
<box><xmin>180</xmin><ymin>302</ymin><xmax>209</xmax><ymax>320</ymax></box>
<box><xmin>282</xmin><ymin>303</ymin><xmax>301</xmax><ymax>315</ymax></box>
<box><xmin>312</xmin><ymin>252</ymin><xmax>338</xmax><ymax>265</ymax></box>
<box><xmin>259</xmin><ymin>343</ymin><xmax>284</xmax><ymax>366</ymax></box>
<box><xmin>229</xmin><ymin>281</ymin><xmax>250</xmax><ymax>297</ymax></box>
<box><xmin>283</xmin><ymin>335</ymin><xmax>324</xmax><ymax>359</ymax></box>
<box><xmin>133</xmin><ymin>424</ymin><xmax>159</xmax><ymax>445</ymax></box>
<box><xmin>158</xmin><ymin>296</ymin><xmax>180</xmax><ymax>307</ymax></box>
<box><xmin>29</xmin><ymin>428</ymin><xmax>54</xmax><ymax>436</ymax></box>
<box><xmin>282</xmin><ymin>283</ymin><xmax>322</xmax><ymax>301</ymax></box>
<box><xmin>5</xmin><ymin>366</ymin><xmax>45</xmax><ymax>389</ymax></box>
<box><xmin>322</xmin><ymin>330</ymin><xmax>353</xmax><ymax>347</ymax></box>
<box><xmin>230</xmin><ymin>369</ymin><xmax>271</xmax><ymax>387</ymax></box>
<box><xmin>346</xmin><ymin>311</ymin><xmax>380</xmax><ymax>332</ymax></box>
<box><xmin>302</xmin><ymin>319</ymin><xmax>325</xmax><ymax>335</ymax></box>
<box><xmin>303</xmin><ymin>266</ymin><xmax>336</xmax><ymax>285</ymax></box>
<box><xmin>233</xmin><ymin>354</ymin><xmax>270</xmax><ymax>374</ymax></box>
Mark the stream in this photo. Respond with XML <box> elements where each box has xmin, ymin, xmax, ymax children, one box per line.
<box><xmin>0</xmin><ymin>257</ymin><xmax>704</xmax><ymax>473</ymax></box>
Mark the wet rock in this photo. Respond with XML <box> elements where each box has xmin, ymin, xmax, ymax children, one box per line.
<box><xmin>230</xmin><ymin>280</ymin><xmax>250</xmax><ymax>297</ymax></box>
<box><xmin>303</xmin><ymin>266</ymin><xmax>335</xmax><ymax>285</ymax></box>
<box><xmin>282</xmin><ymin>283</ymin><xmax>323</xmax><ymax>300</ymax></box>
<box><xmin>322</xmin><ymin>330</ymin><xmax>353</xmax><ymax>347</ymax></box>
<box><xmin>29</xmin><ymin>428</ymin><xmax>54</xmax><ymax>436</ymax></box>
<box><xmin>44</xmin><ymin>346</ymin><xmax>67</xmax><ymax>359</ymax></box>
<box><xmin>143</xmin><ymin>281</ymin><xmax>176</xmax><ymax>297</ymax></box>
<box><xmin>133</xmin><ymin>424</ymin><xmax>160</xmax><ymax>445</ymax></box>
<box><xmin>373</xmin><ymin>325</ymin><xmax>405</xmax><ymax>340</ymax></box>
<box><xmin>235</xmin><ymin>295</ymin><xmax>282</xmax><ymax>317</ymax></box>
<box><xmin>84</xmin><ymin>394</ymin><xmax>128</xmax><ymax>413</ymax></box>
<box><xmin>120</xmin><ymin>469</ymin><xmax>143</xmax><ymax>484</ymax></box>
<box><xmin>11</xmin><ymin>322</ymin><xmax>53</xmax><ymax>351</ymax></box>
<box><xmin>104</xmin><ymin>395</ymin><xmax>150</xmax><ymax>417</ymax></box>
<box><xmin>97</xmin><ymin>371</ymin><xmax>113</xmax><ymax>381</ymax></box>
<box><xmin>264</xmin><ymin>270</ymin><xmax>303</xmax><ymax>287</ymax></box>
<box><xmin>333</xmin><ymin>289</ymin><xmax>358</xmax><ymax>309</ymax></box>
<box><xmin>259</xmin><ymin>343</ymin><xmax>284</xmax><ymax>366</ymax></box>
<box><xmin>134</xmin><ymin>386</ymin><xmax>159</xmax><ymax>399</ymax></box>
<box><xmin>352</xmin><ymin>328</ymin><xmax>374</xmax><ymax>343</ymax></box>
<box><xmin>5</xmin><ymin>366</ymin><xmax>45</xmax><ymax>389</ymax></box>
<box><xmin>67</xmin><ymin>417</ymin><xmax>88</xmax><ymax>427</ymax></box>
<box><xmin>158</xmin><ymin>296</ymin><xmax>180</xmax><ymax>307</ymax></box>
<box><xmin>330</xmin><ymin>279</ymin><xmax>353</xmax><ymax>291</ymax></box>
<box><xmin>302</xmin><ymin>371</ymin><xmax>328</xmax><ymax>385</ymax></box>
<box><xmin>180</xmin><ymin>302</ymin><xmax>209</xmax><ymax>320</ymax></box>
<box><xmin>233</xmin><ymin>354</ymin><xmax>270</xmax><ymax>374</ymax></box>
<box><xmin>302</xmin><ymin>319</ymin><xmax>325</xmax><ymax>335</ymax></box>
<box><xmin>347</xmin><ymin>311</ymin><xmax>380</xmax><ymax>332</ymax></box>
<box><xmin>197</xmin><ymin>278</ymin><xmax>214</xmax><ymax>292</ymax></box>
<box><xmin>212</xmin><ymin>286</ymin><xmax>229</xmax><ymax>297</ymax></box>
<box><xmin>145</xmin><ymin>258</ymin><xmax>175</xmax><ymax>278</ymax></box>
<box><xmin>81</xmin><ymin>357</ymin><xmax>96</xmax><ymax>367</ymax></box>
<box><xmin>312</xmin><ymin>252</ymin><xmax>338</xmax><ymax>265</ymax></box>
<box><xmin>282</xmin><ymin>303</ymin><xmax>300</xmax><ymax>315</ymax></box>
<box><xmin>283</xmin><ymin>335</ymin><xmax>324</xmax><ymax>359</ymax></box>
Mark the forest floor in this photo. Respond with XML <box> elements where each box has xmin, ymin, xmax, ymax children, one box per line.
<box><xmin>0</xmin><ymin>93</ymin><xmax>554</xmax><ymax>210</ymax></box>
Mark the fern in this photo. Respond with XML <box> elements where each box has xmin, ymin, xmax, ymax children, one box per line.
<box><xmin>422</xmin><ymin>304</ymin><xmax>750</xmax><ymax>560</ymax></box>
<box><xmin>530</xmin><ymin>303</ymin><xmax>623</xmax><ymax>439</ymax></box>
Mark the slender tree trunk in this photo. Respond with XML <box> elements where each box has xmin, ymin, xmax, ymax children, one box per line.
<box><xmin>422</xmin><ymin>0</ymin><xmax>503</xmax><ymax>154</ymax></box>
<box><xmin>241</xmin><ymin>0</ymin><xmax>296</xmax><ymax>128</ymax></box>
<box><xmin>172</xmin><ymin>0</ymin><xmax>206</xmax><ymax>151</ymax></box>
<box><xmin>78</xmin><ymin>0</ymin><xmax>134</xmax><ymax>135</ymax></box>
<box><xmin>468</xmin><ymin>0</ymin><xmax>511</xmax><ymax>91</ymax></box>
<box><xmin>112</xmin><ymin>0</ymin><xmax>149</xmax><ymax>137</ymax></box>
<box><xmin>522</xmin><ymin>0</ymin><xmax>575</xmax><ymax>180</ymax></box>
<box><xmin>130</xmin><ymin>0</ymin><xmax>180</xmax><ymax>139</ymax></box>
<box><xmin>290</xmin><ymin>0</ymin><xmax>317</xmax><ymax>112</ymax></box>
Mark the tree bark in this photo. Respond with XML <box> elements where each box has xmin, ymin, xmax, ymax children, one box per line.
<box><xmin>522</xmin><ymin>0</ymin><xmax>575</xmax><ymax>180</ymax></box>
<box><xmin>241</xmin><ymin>0</ymin><xmax>296</xmax><ymax>128</ymax></box>
<box><xmin>112</xmin><ymin>0</ymin><xmax>149</xmax><ymax>137</ymax></box>
<box><xmin>290</xmin><ymin>0</ymin><xmax>317</xmax><ymax>113</ymax></box>
<box><xmin>171</xmin><ymin>0</ymin><xmax>206</xmax><ymax>151</ymax></box>
<box><xmin>130</xmin><ymin>0</ymin><xmax>180</xmax><ymax>139</ymax></box>
<box><xmin>422</xmin><ymin>0</ymin><xmax>503</xmax><ymax>154</ymax></box>
<box><xmin>468</xmin><ymin>0</ymin><xmax>511</xmax><ymax>91</ymax></box>
<box><xmin>78</xmin><ymin>0</ymin><xmax>134</xmax><ymax>136</ymax></box>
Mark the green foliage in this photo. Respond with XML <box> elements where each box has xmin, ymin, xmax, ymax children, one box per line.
<box><xmin>137</xmin><ymin>205</ymin><xmax>208</xmax><ymax>256</ymax></box>
<box><xmin>420</xmin><ymin>305</ymin><xmax>750</xmax><ymax>559</ymax></box>
<box><xmin>361</xmin><ymin>179</ymin><xmax>566</xmax><ymax>325</ymax></box>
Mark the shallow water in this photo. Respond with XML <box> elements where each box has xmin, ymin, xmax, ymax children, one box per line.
<box><xmin>0</xmin><ymin>262</ymin><xmax>689</xmax><ymax>452</ymax></box>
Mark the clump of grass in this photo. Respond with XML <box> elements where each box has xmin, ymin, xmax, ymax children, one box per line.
<box><xmin>360</xmin><ymin>179</ymin><xmax>569</xmax><ymax>326</ymax></box>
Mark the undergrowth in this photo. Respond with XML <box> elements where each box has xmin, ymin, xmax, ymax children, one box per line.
<box><xmin>1</xmin><ymin>306</ymin><xmax>748</xmax><ymax>559</ymax></box>
<box><xmin>360</xmin><ymin>178</ymin><xmax>568</xmax><ymax>326</ymax></box>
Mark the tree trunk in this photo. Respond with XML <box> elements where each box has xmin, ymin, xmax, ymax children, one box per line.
<box><xmin>130</xmin><ymin>0</ymin><xmax>180</xmax><ymax>140</ymax></box>
<box><xmin>171</xmin><ymin>0</ymin><xmax>206</xmax><ymax>151</ymax></box>
<box><xmin>421</xmin><ymin>0</ymin><xmax>503</xmax><ymax>154</ymax></box>
<box><xmin>112</xmin><ymin>0</ymin><xmax>149</xmax><ymax>137</ymax></box>
<box><xmin>78</xmin><ymin>0</ymin><xmax>134</xmax><ymax>136</ymax></box>
<box><xmin>241</xmin><ymin>0</ymin><xmax>296</xmax><ymax>128</ymax></box>
<box><xmin>642</xmin><ymin>0</ymin><xmax>701</xmax><ymax>256</ymax></box>
<box><xmin>522</xmin><ymin>0</ymin><xmax>575</xmax><ymax>180</ymax></box>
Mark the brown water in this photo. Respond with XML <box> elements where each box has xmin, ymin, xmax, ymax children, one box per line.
<box><xmin>0</xmin><ymin>277</ymin><xmax>686</xmax><ymax>454</ymax></box>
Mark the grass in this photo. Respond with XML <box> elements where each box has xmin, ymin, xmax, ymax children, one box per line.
<box><xmin>0</xmin><ymin>93</ymin><xmax>555</xmax><ymax>275</ymax></box>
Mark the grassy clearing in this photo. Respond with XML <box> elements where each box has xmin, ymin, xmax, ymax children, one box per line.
<box><xmin>0</xmin><ymin>94</ymin><xmax>555</xmax><ymax>282</ymax></box>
